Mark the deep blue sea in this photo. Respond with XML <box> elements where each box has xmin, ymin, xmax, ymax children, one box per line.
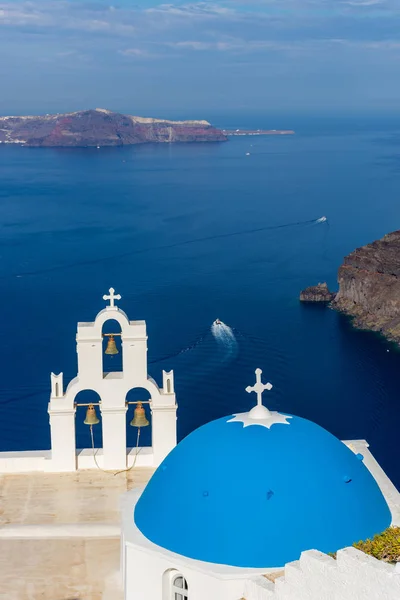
<box><xmin>1</xmin><ymin>111</ymin><xmax>400</xmax><ymax>487</ymax></box>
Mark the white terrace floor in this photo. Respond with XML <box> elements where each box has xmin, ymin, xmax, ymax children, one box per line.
<box><xmin>0</xmin><ymin>468</ymin><xmax>154</xmax><ymax>600</ymax></box>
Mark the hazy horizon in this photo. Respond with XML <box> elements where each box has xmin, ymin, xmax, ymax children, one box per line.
<box><xmin>1</xmin><ymin>1</ymin><xmax>400</xmax><ymax>115</ymax></box>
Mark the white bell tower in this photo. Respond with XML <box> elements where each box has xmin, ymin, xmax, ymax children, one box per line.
<box><xmin>48</xmin><ymin>288</ymin><xmax>177</xmax><ymax>472</ymax></box>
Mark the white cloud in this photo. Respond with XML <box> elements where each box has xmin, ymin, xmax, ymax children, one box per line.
<box><xmin>0</xmin><ymin>2</ymin><xmax>136</xmax><ymax>35</ymax></box>
<box><xmin>166</xmin><ymin>36</ymin><xmax>400</xmax><ymax>54</ymax></box>
<box><xmin>340</xmin><ymin>0</ymin><xmax>385</xmax><ymax>5</ymax></box>
<box><xmin>0</xmin><ymin>1</ymin><xmax>399</xmax><ymax>53</ymax></box>
<box><xmin>119</xmin><ymin>48</ymin><xmax>150</xmax><ymax>56</ymax></box>
<box><xmin>145</xmin><ymin>2</ymin><xmax>234</xmax><ymax>17</ymax></box>
<box><xmin>328</xmin><ymin>37</ymin><xmax>400</xmax><ymax>48</ymax></box>
<box><xmin>0</xmin><ymin>4</ymin><xmax>51</xmax><ymax>27</ymax></box>
<box><xmin>171</xmin><ymin>40</ymin><xmax>234</xmax><ymax>50</ymax></box>
<box><xmin>120</xmin><ymin>48</ymin><xmax>145</xmax><ymax>56</ymax></box>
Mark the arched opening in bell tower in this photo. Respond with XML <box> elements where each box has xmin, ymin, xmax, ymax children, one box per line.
<box><xmin>102</xmin><ymin>319</ymin><xmax>123</xmax><ymax>375</ymax></box>
<box><xmin>74</xmin><ymin>389</ymin><xmax>103</xmax><ymax>451</ymax></box>
<box><xmin>126</xmin><ymin>387</ymin><xmax>152</xmax><ymax>449</ymax></box>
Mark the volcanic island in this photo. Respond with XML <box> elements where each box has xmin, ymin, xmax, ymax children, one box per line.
<box><xmin>0</xmin><ymin>108</ymin><xmax>228</xmax><ymax>147</ymax></box>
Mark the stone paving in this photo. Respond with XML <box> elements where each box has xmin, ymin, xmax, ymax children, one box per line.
<box><xmin>0</xmin><ymin>468</ymin><xmax>153</xmax><ymax>599</ymax></box>
<box><xmin>0</xmin><ymin>537</ymin><xmax>121</xmax><ymax>600</ymax></box>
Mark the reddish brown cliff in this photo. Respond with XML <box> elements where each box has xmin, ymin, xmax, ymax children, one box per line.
<box><xmin>0</xmin><ymin>109</ymin><xmax>227</xmax><ymax>147</ymax></box>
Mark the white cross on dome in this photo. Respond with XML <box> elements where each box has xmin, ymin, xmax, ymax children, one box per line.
<box><xmin>227</xmin><ymin>368</ymin><xmax>292</xmax><ymax>429</ymax></box>
<box><xmin>246</xmin><ymin>368</ymin><xmax>273</xmax><ymax>412</ymax></box>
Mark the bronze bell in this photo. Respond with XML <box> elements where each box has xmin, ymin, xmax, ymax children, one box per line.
<box><xmin>105</xmin><ymin>335</ymin><xmax>119</xmax><ymax>355</ymax></box>
<box><xmin>130</xmin><ymin>402</ymin><xmax>149</xmax><ymax>428</ymax></box>
<box><xmin>84</xmin><ymin>404</ymin><xmax>100</xmax><ymax>425</ymax></box>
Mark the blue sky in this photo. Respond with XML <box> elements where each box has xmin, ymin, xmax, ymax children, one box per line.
<box><xmin>0</xmin><ymin>0</ymin><xmax>400</xmax><ymax>115</ymax></box>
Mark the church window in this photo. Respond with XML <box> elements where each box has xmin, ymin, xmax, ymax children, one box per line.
<box><xmin>167</xmin><ymin>378</ymin><xmax>171</xmax><ymax>393</ymax></box>
<box><xmin>172</xmin><ymin>575</ymin><xmax>188</xmax><ymax>600</ymax></box>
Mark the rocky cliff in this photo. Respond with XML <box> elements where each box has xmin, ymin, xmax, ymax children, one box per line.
<box><xmin>0</xmin><ymin>108</ymin><xmax>227</xmax><ymax>147</ymax></box>
<box><xmin>300</xmin><ymin>282</ymin><xmax>336</xmax><ymax>302</ymax></box>
<box><xmin>333</xmin><ymin>230</ymin><xmax>400</xmax><ymax>343</ymax></box>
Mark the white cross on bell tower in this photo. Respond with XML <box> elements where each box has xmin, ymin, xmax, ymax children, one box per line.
<box><xmin>246</xmin><ymin>368</ymin><xmax>273</xmax><ymax>420</ymax></box>
<box><xmin>103</xmin><ymin>287</ymin><xmax>121</xmax><ymax>310</ymax></box>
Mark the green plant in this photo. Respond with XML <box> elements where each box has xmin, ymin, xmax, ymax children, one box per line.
<box><xmin>327</xmin><ymin>527</ymin><xmax>400</xmax><ymax>563</ymax></box>
<box><xmin>353</xmin><ymin>527</ymin><xmax>400</xmax><ymax>564</ymax></box>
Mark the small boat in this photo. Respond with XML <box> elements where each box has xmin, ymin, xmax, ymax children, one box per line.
<box><xmin>214</xmin><ymin>319</ymin><xmax>222</xmax><ymax>325</ymax></box>
<box><xmin>245</xmin><ymin>152</ymin><xmax>250</xmax><ymax>156</ymax></box>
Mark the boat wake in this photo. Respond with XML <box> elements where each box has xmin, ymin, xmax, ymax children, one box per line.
<box><xmin>211</xmin><ymin>321</ymin><xmax>239</xmax><ymax>363</ymax></box>
<box><xmin>148</xmin><ymin>329</ymin><xmax>209</xmax><ymax>365</ymax></box>
<box><xmin>9</xmin><ymin>216</ymin><xmax>330</xmax><ymax>280</ymax></box>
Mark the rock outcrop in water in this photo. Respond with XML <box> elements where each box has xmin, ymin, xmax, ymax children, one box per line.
<box><xmin>333</xmin><ymin>230</ymin><xmax>400</xmax><ymax>343</ymax></box>
<box><xmin>0</xmin><ymin>108</ymin><xmax>227</xmax><ymax>147</ymax></box>
<box><xmin>300</xmin><ymin>282</ymin><xmax>336</xmax><ymax>302</ymax></box>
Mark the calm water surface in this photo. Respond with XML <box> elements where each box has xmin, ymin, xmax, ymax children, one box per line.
<box><xmin>0</xmin><ymin>112</ymin><xmax>400</xmax><ymax>487</ymax></box>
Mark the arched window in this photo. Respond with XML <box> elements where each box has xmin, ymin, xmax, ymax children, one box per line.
<box><xmin>171</xmin><ymin>575</ymin><xmax>188</xmax><ymax>600</ymax></box>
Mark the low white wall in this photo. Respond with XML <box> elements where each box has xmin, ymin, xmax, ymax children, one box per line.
<box><xmin>0</xmin><ymin>523</ymin><xmax>120</xmax><ymax>539</ymax></box>
<box><xmin>0</xmin><ymin>450</ymin><xmax>51</xmax><ymax>473</ymax></box>
<box><xmin>343</xmin><ymin>440</ymin><xmax>400</xmax><ymax>525</ymax></box>
<box><xmin>77</xmin><ymin>446</ymin><xmax>154</xmax><ymax>469</ymax></box>
<box><xmin>0</xmin><ymin>447</ymin><xmax>154</xmax><ymax>473</ymax></box>
<box><xmin>244</xmin><ymin>548</ymin><xmax>400</xmax><ymax>600</ymax></box>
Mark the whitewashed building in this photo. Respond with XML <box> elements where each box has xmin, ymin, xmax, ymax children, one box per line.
<box><xmin>0</xmin><ymin>288</ymin><xmax>177</xmax><ymax>473</ymax></box>
<box><xmin>0</xmin><ymin>289</ymin><xmax>399</xmax><ymax>600</ymax></box>
<box><xmin>121</xmin><ymin>370</ymin><xmax>400</xmax><ymax>600</ymax></box>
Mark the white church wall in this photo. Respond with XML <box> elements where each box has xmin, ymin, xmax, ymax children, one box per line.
<box><xmin>121</xmin><ymin>485</ymin><xmax>400</xmax><ymax>600</ymax></box>
<box><xmin>124</xmin><ymin>542</ymin><xmax>245</xmax><ymax>600</ymax></box>
<box><xmin>244</xmin><ymin>548</ymin><xmax>400</xmax><ymax>600</ymax></box>
<box><xmin>152</xmin><ymin>405</ymin><xmax>178</xmax><ymax>466</ymax></box>
<box><xmin>123</xmin><ymin>536</ymin><xmax>400</xmax><ymax>600</ymax></box>
<box><xmin>121</xmin><ymin>329</ymin><xmax>148</xmax><ymax>380</ymax></box>
<box><xmin>48</xmin><ymin>406</ymin><xmax>77</xmax><ymax>471</ymax></box>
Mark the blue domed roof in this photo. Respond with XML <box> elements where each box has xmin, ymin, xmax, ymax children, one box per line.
<box><xmin>135</xmin><ymin>414</ymin><xmax>391</xmax><ymax>568</ymax></box>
